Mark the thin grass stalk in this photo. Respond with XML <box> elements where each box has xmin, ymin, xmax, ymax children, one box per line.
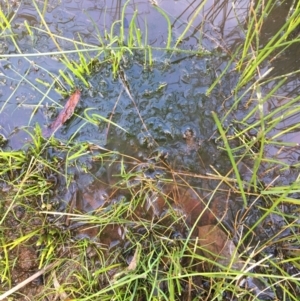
<box><xmin>240</xmin><ymin>77</ymin><xmax>287</xmax><ymax>124</ymax></box>
<box><xmin>128</xmin><ymin>11</ymin><xmax>137</xmax><ymax>47</ymax></box>
<box><xmin>174</xmin><ymin>0</ymin><xmax>208</xmax><ymax>48</ymax></box>
<box><xmin>120</xmin><ymin>0</ymin><xmax>131</xmax><ymax>45</ymax></box>
<box><xmin>151</xmin><ymin>4</ymin><xmax>172</xmax><ymax>49</ymax></box>
<box><xmin>143</xmin><ymin>18</ymin><xmax>149</xmax><ymax>67</ymax></box>
<box><xmin>83</xmin><ymin>11</ymin><xmax>105</xmax><ymax>47</ymax></box>
<box><xmin>237</xmin><ymin>0</ymin><xmax>275</xmax><ymax>72</ymax></box>
<box><xmin>32</xmin><ymin>0</ymin><xmax>65</xmax><ymax>55</ymax></box>
<box><xmin>41</xmin><ymin>0</ymin><xmax>48</xmax><ymax>20</ymax></box>
<box><xmin>0</xmin><ymin>155</ymin><xmax>37</xmax><ymax>224</ymax></box>
<box><xmin>212</xmin><ymin>111</ymin><xmax>247</xmax><ymax>206</ymax></box>
<box><xmin>237</xmin><ymin>1</ymin><xmax>300</xmax><ymax>89</ymax></box>
<box><xmin>206</xmin><ymin>45</ymin><xmax>242</xmax><ymax>96</ymax></box>
<box><xmin>32</xmin><ymin>26</ymin><xmax>100</xmax><ymax>49</ymax></box>
<box><xmin>0</xmin><ymin>240</ymin><xmax>10</xmax><ymax>284</ymax></box>
<box><xmin>248</xmin><ymin>86</ymin><xmax>265</xmax><ymax>191</ymax></box>
<box><xmin>134</xmin><ymin>24</ymin><xmax>142</xmax><ymax>47</ymax></box>
<box><xmin>0</xmin><ymin>66</ymin><xmax>30</xmax><ymax>113</ymax></box>
<box><xmin>58</xmin><ymin>69</ymin><xmax>74</xmax><ymax>87</ymax></box>
<box><xmin>237</xmin><ymin>184</ymin><xmax>298</xmax><ymax>251</ymax></box>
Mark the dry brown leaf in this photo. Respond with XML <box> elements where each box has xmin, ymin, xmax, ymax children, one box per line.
<box><xmin>166</xmin><ymin>186</ymin><xmax>229</xmax><ymax>227</ymax></box>
<box><xmin>127</xmin><ymin>243</ymin><xmax>141</xmax><ymax>271</ymax></box>
<box><xmin>44</xmin><ymin>89</ymin><xmax>81</xmax><ymax>137</ymax></box>
<box><xmin>52</xmin><ymin>270</ymin><xmax>69</xmax><ymax>301</ymax></box>
<box><xmin>198</xmin><ymin>224</ymin><xmax>243</xmax><ymax>269</ymax></box>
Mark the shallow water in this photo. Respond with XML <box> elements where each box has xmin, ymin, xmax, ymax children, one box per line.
<box><xmin>0</xmin><ymin>0</ymin><xmax>298</xmax><ymax>160</ymax></box>
<box><xmin>0</xmin><ymin>0</ymin><xmax>248</xmax><ymax>148</ymax></box>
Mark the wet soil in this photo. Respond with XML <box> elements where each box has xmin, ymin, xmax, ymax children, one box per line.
<box><xmin>0</xmin><ymin>205</ymin><xmax>44</xmax><ymax>299</ymax></box>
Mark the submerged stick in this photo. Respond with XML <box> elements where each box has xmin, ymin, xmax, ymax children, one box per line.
<box><xmin>44</xmin><ymin>89</ymin><xmax>81</xmax><ymax>137</ymax></box>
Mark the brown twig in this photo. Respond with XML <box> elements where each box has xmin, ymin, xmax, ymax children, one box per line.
<box><xmin>0</xmin><ymin>258</ymin><xmax>64</xmax><ymax>300</ymax></box>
